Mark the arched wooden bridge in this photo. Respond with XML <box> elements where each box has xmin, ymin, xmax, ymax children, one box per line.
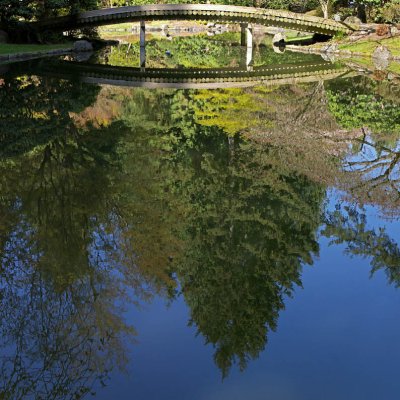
<box><xmin>34</xmin><ymin>4</ymin><xmax>353</xmax><ymax>36</ymax></box>
<box><xmin>11</xmin><ymin>59</ymin><xmax>353</xmax><ymax>89</ymax></box>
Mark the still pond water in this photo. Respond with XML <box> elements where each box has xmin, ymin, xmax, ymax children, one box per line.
<box><xmin>1</xmin><ymin>34</ymin><xmax>400</xmax><ymax>399</ymax></box>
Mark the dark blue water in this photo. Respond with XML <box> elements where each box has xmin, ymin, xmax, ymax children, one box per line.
<box><xmin>96</xmin><ymin>199</ymin><xmax>400</xmax><ymax>400</ymax></box>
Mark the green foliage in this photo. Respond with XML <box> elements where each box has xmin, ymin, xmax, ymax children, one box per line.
<box><xmin>326</xmin><ymin>77</ymin><xmax>400</xmax><ymax>146</ymax></box>
<box><xmin>0</xmin><ymin>0</ymin><xmax>98</xmax><ymax>25</ymax></box>
<box><xmin>381</xmin><ymin>0</ymin><xmax>400</xmax><ymax>22</ymax></box>
<box><xmin>0</xmin><ymin>0</ymin><xmax>36</xmax><ymax>23</ymax></box>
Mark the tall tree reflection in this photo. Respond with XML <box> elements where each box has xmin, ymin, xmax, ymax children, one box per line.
<box><xmin>168</xmin><ymin>129</ymin><xmax>325</xmax><ymax>376</ymax></box>
<box><xmin>0</xmin><ymin>77</ymin><xmax>178</xmax><ymax>399</ymax></box>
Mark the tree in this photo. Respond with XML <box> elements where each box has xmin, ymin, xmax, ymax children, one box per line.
<box><xmin>0</xmin><ymin>0</ymin><xmax>36</xmax><ymax>24</ymax></box>
<box><xmin>319</xmin><ymin>0</ymin><xmax>332</xmax><ymax>18</ymax></box>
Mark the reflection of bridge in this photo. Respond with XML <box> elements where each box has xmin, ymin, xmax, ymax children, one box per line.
<box><xmin>12</xmin><ymin>60</ymin><xmax>353</xmax><ymax>89</ymax></box>
<box><xmin>35</xmin><ymin>4</ymin><xmax>352</xmax><ymax>36</ymax></box>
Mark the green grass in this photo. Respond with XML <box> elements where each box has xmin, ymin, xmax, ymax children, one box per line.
<box><xmin>388</xmin><ymin>61</ymin><xmax>400</xmax><ymax>74</ymax></box>
<box><xmin>286</xmin><ymin>35</ymin><xmax>314</xmax><ymax>43</ymax></box>
<box><xmin>339</xmin><ymin>37</ymin><xmax>400</xmax><ymax>57</ymax></box>
<box><xmin>346</xmin><ymin>56</ymin><xmax>400</xmax><ymax>77</ymax></box>
<box><xmin>0</xmin><ymin>43</ymin><xmax>72</xmax><ymax>55</ymax></box>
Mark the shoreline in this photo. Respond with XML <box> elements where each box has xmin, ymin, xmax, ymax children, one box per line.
<box><xmin>0</xmin><ymin>45</ymin><xmax>73</xmax><ymax>63</ymax></box>
<box><xmin>287</xmin><ymin>43</ymin><xmax>400</xmax><ymax>62</ymax></box>
<box><xmin>287</xmin><ymin>29</ymin><xmax>400</xmax><ymax>61</ymax></box>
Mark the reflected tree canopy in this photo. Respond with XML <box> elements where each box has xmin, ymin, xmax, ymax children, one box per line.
<box><xmin>170</xmin><ymin>132</ymin><xmax>324</xmax><ymax>376</ymax></box>
<box><xmin>326</xmin><ymin>76</ymin><xmax>400</xmax><ymax>217</ymax></box>
<box><xmin>323</xmin><ymin>204</ymin><xmax>400</xmax><ymax>287</ymax></box>
<box><xmin>1</xmin><ymin>67</ymin><xmax>400</xmax><ymax>397</ymax></box>
<box><xmin>0</xmin><ymin>76</ymin><xmax>179</xmax><ymax>399</ymax></box>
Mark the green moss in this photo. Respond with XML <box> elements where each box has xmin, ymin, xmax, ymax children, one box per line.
<box><xmin>0</xmin><ymin>43</ymin><xmax>71</xmax><ymax>55</ymax></box>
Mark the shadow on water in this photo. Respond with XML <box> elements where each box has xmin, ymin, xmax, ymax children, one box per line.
<box><xmin>1</xmin><ymin>49</ymin><xmax>400</xmax><ymax>398</ymax></box>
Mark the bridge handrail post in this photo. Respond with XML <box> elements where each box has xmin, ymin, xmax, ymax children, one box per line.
<box><xmin>140</xmin><ymin>20</ymin><xmax>146</xmax><ymax>69</ymax></box>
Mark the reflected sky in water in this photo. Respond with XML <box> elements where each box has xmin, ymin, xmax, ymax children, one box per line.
<box><xmin>1</xmin><ymin>36</ymin><xmax>400</xmax><ymax>399</ymax></box>
<box><xmin>95</xmin><ymin>193</ymin><xmax>400</xmax><ymax>400</ymax></box>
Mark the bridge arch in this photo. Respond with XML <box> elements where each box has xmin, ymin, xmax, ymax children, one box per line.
<box><xmin>35</xmin><ymin>4</ymin><xmax>353</xmax><ymax>36</ymax></box>
<box><xmin>13</xmin><ymin>59</ymin><xmax>352</xmax><ymax>89</ymax></box>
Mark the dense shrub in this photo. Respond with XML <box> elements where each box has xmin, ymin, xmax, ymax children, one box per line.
<box><xmin>381</xmin><ymin>0</ymin><xmax>400</xmax><ymax>22</ymax></box>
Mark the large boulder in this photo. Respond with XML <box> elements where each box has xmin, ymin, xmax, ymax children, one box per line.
<box><xmin>344</xmin><ymin>16</ymin><xmax>362</xmax><ymax>25</ymax></box>
<box><xmin>73</xmin><ymin>40</ymin><xmax>93</xmax><ymax>52</ymax></box>
<box><xmin>372</xmin><ymin>45</ymin><xmax>391</xmax><ymax>70</ymax></box>
<box><xmin>390</xmin><ymin>25</ymin><xmax>399</xmax><ymax>36</ymax></box>
<box><xmin>0</xmin><ymin>30</ymin><xmax>8</xmax><ymax>44</ymax></box>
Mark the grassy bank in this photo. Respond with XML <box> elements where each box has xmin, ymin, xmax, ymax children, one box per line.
<box><xmin>338</xmin><ymin>37</ymin><xmax>400</xmax><ymax>57</ymax></box>
<box><xmin>0</xmin><ymin>43</ymin><xmax>72</xmax><ymax>55</ymax></box>
<box><xmin>347</xmin><ymin>55</ymin><xmax>400</xmax><ymax>75</ymax></box>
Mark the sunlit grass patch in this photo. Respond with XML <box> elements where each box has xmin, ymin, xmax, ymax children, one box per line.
<box><xmin>339</xmin><ymin>37</ymin><xmax>400</xmax><ymax>57</ymax></box>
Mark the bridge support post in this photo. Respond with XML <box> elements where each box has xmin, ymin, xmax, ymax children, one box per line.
<box><xmin>240</xmin><ymin>23</ymin><xmax>253</xmax><ymax>70</ymax></box>
<box><xmin>246</xmin><ymin>46</ymin><xmax>253</xmax><ymax>71</ymax></box>
<box><xmin>140</xmin><ymin>20</ymin><xmax>146</xmax><ymax>47</ymax></box>
<box><xmin>240</xmin><ymin>23</ymin><xmax>253</xmax><ymax>48</ymax></box>
<box><xmin>140</xmin><ymin>20</ymin><xmax>146</xmax><ymax>69</ymax></box>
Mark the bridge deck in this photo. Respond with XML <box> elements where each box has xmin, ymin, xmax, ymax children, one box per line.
<box><xmin>35</xmin><ymin>4</ymin><xmax>353</xmax><ymax>36</ymax></box>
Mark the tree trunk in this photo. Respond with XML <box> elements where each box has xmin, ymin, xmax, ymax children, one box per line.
<box><xmin>321</xmin><ymin>1</ymin><xmax>329</xmax><ymax>19</ymax></box>
<box><xmin>357</xmin><ymin>3</ymin><xmax>367</xmax><ymax>23</ymax></box>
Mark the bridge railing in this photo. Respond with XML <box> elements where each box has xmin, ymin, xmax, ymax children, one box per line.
<box><xmin>34</xmin><ymin>4</ymin><xmax>354</xmax><ymax>36</ymax></box>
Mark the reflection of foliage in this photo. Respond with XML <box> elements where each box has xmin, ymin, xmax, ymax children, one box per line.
<box><xmin>323</xmin><ymin>205</ymin><xmax>400</xmax><ymax>287</ymax></box>
<box><xmin>109</xmin><ymin>84</ymin><xmax>330</xmax><ymax>377</ymax></box>
<box><xmin>0</xmin><ymin>142</ymin><xmax>135</xmax><ymax>399</ymax></box>
<box><xmin>192</xmin><ymin>88</ymin><xmax>268</xmax><ymax>135</ymax></box>
<box><xmin>0</xmin><ymin>229</ymin><xmax>134</xmax><ymax>399</ymax></box>
<box><xmin>0</xmin><ymin>75</ymin><xmax>99</xmax><ymax>157</ymax></box>
<box><xmin>105</xmin><ymin>34</ymin><xmax>322</xmax><ymax>69</ymax></box>
<box><xmin>0</xmin><ymin>76</ymin><xmax>181</xmax><ymax>399</ymax></box>
<box><xmin>339</xmin><ymin>136</ymin><xmax>400</xmax><ymax>218</ymax></box>
<box><xmin>327</xmin><ymin>77</ymin><xmax>400</xmax><ymax>146</ymax></box>
<box><xmin>170</xmin><ymin>131</ymin><xmax>324</xmax><ymax>377</ymax></box>
<box><xmin>3</xmin><ymin>70</ymin><xmax>400</xmax><ymax>392</ymax></box>
<box><xmin>325</xmin><ymin>77</ymin><xmax>400</xmax><ymax>217</ymax></box>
